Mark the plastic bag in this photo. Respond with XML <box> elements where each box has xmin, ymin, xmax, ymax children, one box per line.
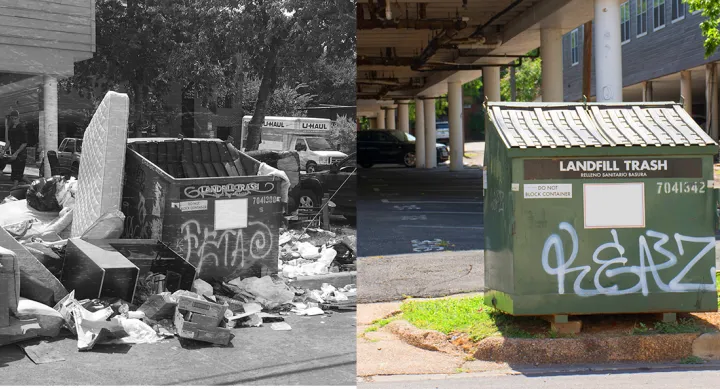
<box><xmin>26</xmin><ymin>177</ymin><xmax>62</xmax><ymax>212</ymax></box>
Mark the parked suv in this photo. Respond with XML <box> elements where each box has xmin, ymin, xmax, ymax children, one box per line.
<box><xmin>57</xmin><ymin>137</ymin><xmax>83</xmax><ymax>170</ymax></box>
<box><xmin>357</xmin><ymin>129</ymin><xmax>449</xmax><ymax>168</ymax></box>
<box><xmin>290</xmin><ymin>153</ymin><xmax>357</xmax><ymax>223</ymax></box>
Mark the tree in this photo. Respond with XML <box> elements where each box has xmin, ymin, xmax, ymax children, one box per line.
<box><xmin>500</xmin><ymin>57</ymin><xmax>542</xmax><ymax>102</ymax></box>
<box><xmin>685</xmin><ymin>0</ymin><xmax>720</xmax><ymax>58</ymax></box>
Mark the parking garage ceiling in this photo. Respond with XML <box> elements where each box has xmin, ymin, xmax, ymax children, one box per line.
<box><xmin>356</xmin><ymin>0</ymin><xmax>548</xmax><ymax>101</ymax></box>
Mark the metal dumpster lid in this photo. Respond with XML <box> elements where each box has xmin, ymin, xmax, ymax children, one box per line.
<box><xmin>487</xmin><ymin>101</ymin><xmax>717</xmax><ymax>149</ymax></box>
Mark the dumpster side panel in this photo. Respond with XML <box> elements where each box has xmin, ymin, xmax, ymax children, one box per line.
<box><xmin>483</xmin><ymin>116</ymin><xmax>515</xmax><ymax>312</ymax></box>
<box><xmin>163</xmin><ymin>176</ymin><xmax>282</xmax><ymax>282</ymax></box>
<box><xmin>122</xmin><ymin>149</ymin><xmax>170</xmax><ymax>240</ymax></box>
<box><xmin>511</xmin><ymin>153</ymin><xmax>717</xmax><ymax>315</ymax></box>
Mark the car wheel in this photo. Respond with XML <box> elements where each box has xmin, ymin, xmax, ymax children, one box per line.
<box><xmin>298</xmin><ymin>189</ymin><xmax>319</xmax><ymax>208</ymax></box>
<box><xmin>306</xmin><ymin>161</ymin><xmax>318</xmax><ymax>173</ymax></box>
<box><xmin>403</xmin><ymin>152</ymin><xmax>416</xmax><ymax>167</ymax></box>
<box><xmin>360</xmin><ymin>162</ymin><xmax>373</xmax><ymax>168</ymax></box>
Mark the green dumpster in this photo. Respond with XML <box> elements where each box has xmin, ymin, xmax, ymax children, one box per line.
<box><xmin>483</xmin><ymin>101</ymin><xmax>718</xmax><ymax>316</ymax></box>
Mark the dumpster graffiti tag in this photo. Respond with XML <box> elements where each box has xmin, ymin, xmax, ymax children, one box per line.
<box><xmin>541</xmin><ymin>222</ymin><xmax>717</xmax><ymax>296</ymax></box>
<box><xmin>183</xmin><ymin>182</ymin><xmax>275</xmax><ymax>199</ymax></box>
<box><xmin>179</xmin><ymin>219</ymin><xmax>274</xmax><ymax>275</ymax></box>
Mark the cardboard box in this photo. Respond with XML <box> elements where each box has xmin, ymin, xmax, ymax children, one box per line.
<box><xmin>187</xmin><ymin>312</ymin><xmax>222</xmax><ymax>327</ymax></box>
<box><xmin>176</xmin><ymin>295</ymin><xmax>226</xmax><ymax>320</ymax></box>
<box><xmin>62</xmin><ymin>239</ymin><xmax>139</xmax><ymax>303</ymax></box>
<box><xmin>137</xmin><ymin>293</ymin><xmax>177</xmax><ymax>320</ymax></box>
<box><xmin>174</xmin><ymin>309</ymin><xmax>233</xmax><ymax>346</ymax></box>
<box><xmin>0</xmin><ymin>246</ymin><xmax>20</xmax><ymax>326</ymax></box>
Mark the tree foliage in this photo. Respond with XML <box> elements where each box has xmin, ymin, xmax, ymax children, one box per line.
<box><xmin>685</xmin><ymin>0</ymin><xmax>720</xmax><ymax>58</ymax></box>
<box><xmin>500</xmin><ymin>57</ymin><xmax>542</xmax><ymax>102</ymax></box>
<box><xmin>61</xmin><ymin>0</ymin><xmax>355</xmax><ymax>144</ymax></box>
<box><xmin>328</xmin><ymin>115</ymin><xmax>357</xmax><ymax>155</ymax></box>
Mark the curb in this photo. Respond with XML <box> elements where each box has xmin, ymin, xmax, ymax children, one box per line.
<box><xmin>390</xmin><ymin>319</ymin><xmax>720</xmax><ymax>365</ymax></box>
<box><xmin>385</xmin><ymin>320</ymin><xmax>465</xmax><ymax>356</ymax></box>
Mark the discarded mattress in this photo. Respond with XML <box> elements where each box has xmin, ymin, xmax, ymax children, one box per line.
<box><xmin>71</xmin><ymin>91</ymin><xmax>130</xmax><ymax>238</ymax></box>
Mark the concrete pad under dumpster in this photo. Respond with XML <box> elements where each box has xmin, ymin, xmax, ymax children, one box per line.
<box><xmin>121</xmin><ymin>138</ymin><xmax>283</xmax><ymax>282</ymax></box>
<box><xmin>483</xmin><ymin>101</ymin><xmax>718</xmax><ymax>317</ymax></box>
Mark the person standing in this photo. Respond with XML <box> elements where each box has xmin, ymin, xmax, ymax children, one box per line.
<box><xmin>6</xmin><ymin>110</ymin><xmax>27</xmax><ymax>188</ymax></box>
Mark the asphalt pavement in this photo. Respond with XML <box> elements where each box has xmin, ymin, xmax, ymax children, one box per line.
<box><xmin>357</xmin><ymin>164</ymin><xmax>484</xmax><ymax>257</ymax></box>
<box><xmin>359</xmin><ymin>368</ymin><xmax>720</xmax><ymax>389</ymax></box>
<box><xmin>1</xmin><ymin>311</ymin><xmax>357</xmax><ymax>386</ymax></box>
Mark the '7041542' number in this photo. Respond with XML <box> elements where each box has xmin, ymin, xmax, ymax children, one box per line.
<box><xmin>656</xmin><ymin>181</ymin><xmax>706</xmax><ymax>194</ymax></box>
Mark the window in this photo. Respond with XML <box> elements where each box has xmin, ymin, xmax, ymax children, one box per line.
<box><xmin>671</xmin><ymin>0</ymin><xmax>685</xmax><ymax>21</ymax></box>
<box><xmin>570</xmin><ymin>28</ymin><xmax>579</xmax><ymax>66</ymax></box>
<box><xmin>621</xmin><ymin>2</ymin><xmax>631</xmax><ymax>43</ymax></box>
<box><xmin>216</xmin><ymin>126</ymin><xmax>231</xmax><ymax>140</ymax></box>
<box><xmin>294</xmin><ymin>138</ymin><xmax>308</xmax><ymax>151</ymax></box>
<box><xmin>636</xmin><ymin>0</ymin><xmax>648</xmax><ymax>36</ymax></box>
<box><xmin>653</xmin><ymin>0</ymin><xmax>665</xmax><ymax>30</ymax></box>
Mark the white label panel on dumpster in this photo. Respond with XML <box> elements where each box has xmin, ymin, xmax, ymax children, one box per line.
<box><xmin>523</xmin><ymin>184</ymin><xmax>572</xmax><ymax>199</ymax></box>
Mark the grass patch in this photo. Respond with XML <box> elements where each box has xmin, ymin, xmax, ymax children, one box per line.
<box><xmin>631</xmin><ymin>318</ymin><xmax>702</xmax><ymax>335</ymax></box>
<box><xmin>680</xmin><ymin>356</ymin><xmax>705</xmax><ymax>365</ymax></box>
<box><xmin>364</xmin><ymin>315</ymin><xmax>400</xmax><ymax>333</ymax></box>
<box><xmin>400</xmin><ymin>296</ymin><xmax>542</xmax><ymax>342</ymax></box>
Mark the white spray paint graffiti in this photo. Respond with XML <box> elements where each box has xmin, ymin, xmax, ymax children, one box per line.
<box><xmin>179</xmin><ymin>219</ymin><xmax>274</xmax><ymax>275</ymax></box>
<box><xmin>541</xmin><ymin>222</ymin><xmax>717</xmax><ymax>297</ymax></box>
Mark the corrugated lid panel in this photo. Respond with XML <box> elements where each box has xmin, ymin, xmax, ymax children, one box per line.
<box><xmin>489</xmin><ymin>102</ymin><xmax>717</xmax><ymax>148</ymax></box>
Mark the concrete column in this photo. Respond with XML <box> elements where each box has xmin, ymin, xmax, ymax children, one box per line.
<box><xmin>541</xmin><ymin>28</ymin><xmax>564</xmax><ymax>102</ymax></box>
<box><xmin>642</xmin><ymin>81</ymin><xmax>653</xmax><ymax>101</ymax></box>
<box><xmin>397</xmin><ymin>101</ymin><xmax>410</xmax><ymax>133</ymax></box>
<box><xmin>593</xmin><ymin>0</ymin><xmax>623</xmax><ymax>102</ymax></box>
<box><xmin>423</xmin><ymin>98</ymin><xmax>437</xmax><ymax>168</ymax></box>
<box><xmin>368</xmin><ymin>117</ymin><xmax>377</xmax><ymax>128</ymax></box>
<box><xmin>680</xmin><ymin>70</ymin><xmax>692</xmax><ymax>114</ymax></box>
<box><xmin>482</xmin><ymin>67</ymin><xmax>501</xmax><ymax>101</ymax></box>
<box><xmin>385</xmin><ymin>107</ymin><xmax>396</xmax><ymax>130</ymax></box>
<box><xmin>707</xmin><ymin>63</ymin><xmax>719</xmax><ymax>139</ymax></box>
<box><xmin>448</xmin><ymin>81</ymin><xmax>464</xmax><ymax>171</ymax></box>
<box><xmin>377</xmin><ymin>109</ymin><xmax>386</xmax><ymax>129</ymax></box>
<box><xmin>414</xmin><ymin>98</ymin><xmax>425</xmax><ymax>168</ymax></box>
<box><xmin>43</xmin><ymin>75</ymin><xmax>58</xmax><ymax>178</ymax></box>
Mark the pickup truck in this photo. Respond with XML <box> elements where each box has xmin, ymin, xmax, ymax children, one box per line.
<box><xmin>56</xmin><ymin>137</ymin><xmax>83</xmax><ymax>170</ymax></box>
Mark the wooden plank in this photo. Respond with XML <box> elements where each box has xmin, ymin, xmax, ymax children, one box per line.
<box><xmin>224</xmin><ymin>162</ymin><xmax>239</xmax><ymax>176</ymax></box>
<box><xmin>194</xmin><ymin>163</ymin><xmax>209</xmax><ymax>178</ymax></box>
<box><xmin>199</xmin><ymin>142</ymin><xmax>211</xmax><ymax>163</ymax></box>
<box><xmin>0</xmin><ymin>6</ymin><xmax>88</xmax><ymax>25</ymax></box>
<box><xmin>148</xmin><ymin>142</ymin><xmax>158</xmax><ymax>164</ymax></box>
<box><xmin>606</xmin><ymin>109</ymin><xmax>646</xmax><ymax>145</ymax></box>
<box><xmin>574</xmin><ymin>106</ymin><xmax>612</xmax><ymax>146</ymax></box>
<box><xmin>203</xmin><ymin>162</ymin><xmax>217</xmax><ymax>177</ymax></box>
<box><xmin>506</xmin><ymin>109</ymin><xmax>537</xmax><ymax>147</ymax></box>
<box><xmin>643</xmin><ymin>107</ymin><xmax>686</xmax><ymax>145</ymax></box>
<box><xmin>0</xmin><ymin>14</ymin><xmax>89</xmax><ymax>34</ymax></box>
<box><xmin>519</xmin><ymin>110</ymin><xmax>551</xmax><ymax>147</ymax></box>
<box><xmin>628</xmin><ymin>107</ymin><xmax>672</xmax><ymax>145</ymax></box>
<box><xmin>491</xmin><ymin>106</ymin><xmax>520</xmax><ymax>147</ymax></box>
<box><xmin>0</xmin><ymin>33</ymin><xmax>90</xmax><ymax>53</ymax></box>
<box><xmin>534</xmin><ymin>108</ymin><xmax>570</xmax><ymax>147</ymax></box>
<box><xmin>590</xmin><ymin>106</ymin><xmax>627</xmax><ymax>145</ymax></box>
<box><xmin>0</xmin><ymin>1</ymin><xmax>92</xmax><ymax>18</ymax></box>
<box><xmin>548</xmin><ymin>110</ymin><xmax>582</xmax><ymax>146</ymax></box>
<box><xmin>622</xmin><ymin>108</ymin><xmax>675</xmax><ymax>146</ymax></box>
<box><xmin>660</xmin><ymin>107</ymin><xmax>705</xmax><ymax>145</ymax></box>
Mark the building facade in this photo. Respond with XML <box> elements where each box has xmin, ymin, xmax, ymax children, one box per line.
<box><xmin>563</xmin><ymin>0</ymin><xmax>717</xmax><ymax>124</ymax></box>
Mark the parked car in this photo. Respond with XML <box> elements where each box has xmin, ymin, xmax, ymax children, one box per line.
<box><xmin>56</xmin><ymin>137</ymin><xmax>83</xmax><ymax>170</ymax></box>
<box><xmin>357</xmin><ymin>129</ymin><xmax>449</xmax><ymax>168</ymax></box>
<box><xmin>290</xmin><ymin>153</ymin><xmax>357</xmax><ymax>223</ymax></box>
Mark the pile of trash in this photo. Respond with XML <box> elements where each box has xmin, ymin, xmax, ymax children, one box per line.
<box><xmin>278</xmin><ymin>228</ymin><xmax>356</xmax><ymax>278</ymax></box>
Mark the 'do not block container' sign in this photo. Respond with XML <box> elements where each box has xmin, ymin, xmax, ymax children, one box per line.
<box><xmin>121</xmin><ymin>138</ymin><xmax>282</xmax><ymax>282</ymax></box>
<box><xmin>71</xmin><ymin>91</ymin><xmax>129</xmax><ymax>238</ymax></box>
<box><xmin>484</xmin><ymin>101</ymin><xmax>718</xmax><ymax>316</ymax></box>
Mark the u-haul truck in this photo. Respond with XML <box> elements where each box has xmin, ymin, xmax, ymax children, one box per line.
<box><xmin>240</xmin><ymin>116</ymin><xmax>347</xmax><ymax>173</ymax></box>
